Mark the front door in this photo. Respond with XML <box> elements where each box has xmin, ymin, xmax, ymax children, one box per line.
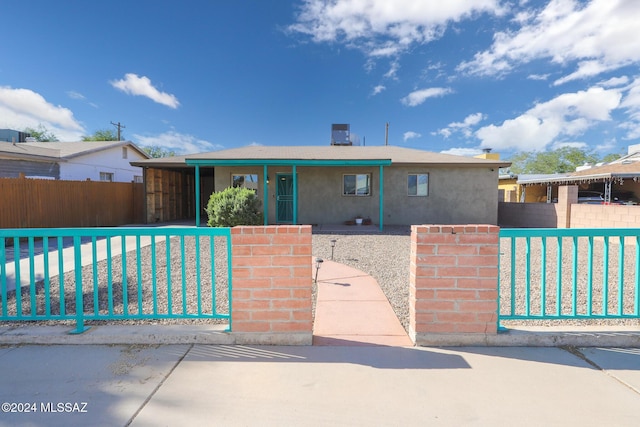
<box><xmin>276</xmin><ymin>173</ymin><xmax>295</xmax><ymax>223</ymax></box>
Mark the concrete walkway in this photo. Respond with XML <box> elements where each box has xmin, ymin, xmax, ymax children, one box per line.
<box><xmin>313</xmin><ymin>260</ymin><xmax>412</xmax><ymax>346</ymax></box>
<box><xmin>0</xmin><ymin>344</ymin><xmax>639</xmax><ymax>426</ymax></box>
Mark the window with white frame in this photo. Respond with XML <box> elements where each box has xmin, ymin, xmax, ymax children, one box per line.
<box><xmin>343</xmin><ymin>174</ymin><xmax>370</xmax><ymax>196</ymax></box>
<box><xmin>100</xmin><ymin>172</ymin><xmax>114</xmax><ymax>182</ymax></box>
<box><xmin>133</xmin><ymin>175</ymin><xmax>143</xmax><ymax>183</ymax></box>
<box><xmin>408</xmin><ymin>173</ymin><xmax>428</xmax><ymax>196</ymax></box>
<box><xmin>122</xmin><ymin>147</ymin><xmax>128</xmax><ymax>159</ymax></box>
<box><xmin>232</xmin><ymin>174</ymin><xmax>259</xmax><ymax>192</ymax></box>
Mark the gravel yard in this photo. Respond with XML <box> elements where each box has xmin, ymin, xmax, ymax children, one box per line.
<box><xmin>3</xmin><ymin>228</ymin><xmax>639</xmax><ymax>332</ymax></box>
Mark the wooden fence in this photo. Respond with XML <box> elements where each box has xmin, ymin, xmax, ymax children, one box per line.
<box><xmin>0</xmin><ymin>176</ymin><xmax>145</xmax><ymax>228</ymax></box>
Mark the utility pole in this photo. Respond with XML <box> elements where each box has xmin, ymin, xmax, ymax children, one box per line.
<box><xmin>111</xmin><ymin>121</ymin><xmax>126</xmax><ymax>141</ymax></box>
<box><xmin>385</xmin><ymin>122</ymin><xmax>389</xmax><ymax>146</ymax></box>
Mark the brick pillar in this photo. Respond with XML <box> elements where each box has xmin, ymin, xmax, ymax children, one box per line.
<box><xmin>556</xmin><ymin>185</ymin><xmax>578</xmax><ymax>228</ymax></box>
<box><xmin>410</xmin><ymin>225</ymin><xmax>499</xmax><ymax>346</ymax></box>
<box><xmin>231</xmin><ymin>225</ymin><xmax>313</xmax><ymax>345</ymax></box>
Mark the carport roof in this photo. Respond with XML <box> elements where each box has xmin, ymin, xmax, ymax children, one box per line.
<box><xmin>132</xmin><ymin>145</ymin><xmax>511</xmax><ymax>167</ymax></box>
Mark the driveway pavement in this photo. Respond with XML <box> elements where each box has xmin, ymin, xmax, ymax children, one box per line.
<box><xmin>0</xmin><ymin>344</ymin><xmax>638</xmax><ymax>426</ymax></box>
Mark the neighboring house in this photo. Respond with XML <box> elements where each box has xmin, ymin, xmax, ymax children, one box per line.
<box><xmin>0</xmin><ymin>140</ymin><xmax>149</xmax><ymax>182</ymax></box>
<box><xmin>131</xmin><ymin>145</ymin><xmax>510</xmax><ymax>227</ymax></box>
<box><xmin>515</xmin><ymin>149</ymin><xmax>640</xmax><ymax>205</ymax></box>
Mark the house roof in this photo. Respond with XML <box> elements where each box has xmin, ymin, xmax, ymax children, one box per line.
<box><xmin>517</xmin><ymin>161</ymin><xmax>640</xmax><ymax>185</ymax></box>
<box><xmin>131</xmin><ymin>145</ymin><xmax>511</xmax><ymax>168</ymax></box>
<box><xmin>18</xmin><ymin>140</ymin><xmax>150</xmax><ymax>160</ymax></box>
<box><xmin>0</xmin><ymin>141</ymin><xmax>61</xmax><ymax>161</ymax></box>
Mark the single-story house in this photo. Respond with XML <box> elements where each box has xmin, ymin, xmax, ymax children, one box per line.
<box><xmin>131</xmin><ymin>145</ymin><xmax>510</xmax><ymax>228</ymax></box>
<box><xmin>0</xmin><ymin>140</ymin><xmax>149</xmax><ymax>182</ymax></box>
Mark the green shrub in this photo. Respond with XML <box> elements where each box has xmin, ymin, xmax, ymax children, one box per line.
<box><xmin>206</xmin><ymin>187</ymin><xmax>263</xmax><ymax>227</ymax></box>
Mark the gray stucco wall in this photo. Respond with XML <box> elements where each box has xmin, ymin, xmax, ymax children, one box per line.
<box><xmin>211</xmin><ymin>164</ymin><xmax>499</xmax><ymax>226</ymax></box>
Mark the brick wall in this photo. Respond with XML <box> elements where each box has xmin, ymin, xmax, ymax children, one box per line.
<box><xmin>498</xmin><ymin>202</ymin><xmax>560</xmax><ymax>228</ymax></box>
<box><xmin>230</xmin><ymin>225</ymin><xmax>313</xmax><ymax>344</ymax></box>
<box><xmin>571</xmin><ymin>204</ymin><xmax>640</xmax><ymax>228</ymax></box>
<box><xmin>410</xmin><ymin>225</ymin><xmax>499</xmax><ymax>345</ymax></box>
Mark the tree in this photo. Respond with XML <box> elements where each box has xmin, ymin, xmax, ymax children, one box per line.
<box><xmin>23</xmin><ymin>124</ymin><xmax>59</xmax><ymax>142</ymax></box>
<box><xmin>143</xmin><ymin>146</ymin><xmax>176</xmax><ymax>158</ymax></box>
<box><xmin>509</xmin><ymin>147</ymin><xmax>604</xmax><ymax>174</ymax></box>
<box><xmin>82</xmin><ymin>129</ymin><xmax>119</xmax><ymax>141</ymax></box>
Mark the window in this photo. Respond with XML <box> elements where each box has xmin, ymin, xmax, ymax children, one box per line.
<box><xmin>100</xmin><ymin>172</ymin><xmax>114</xmax><ymax>182</ymax></box>
<box><xmin>133</xmin><ymin>175</ymin><xmax>143</xmax><ymax>183</ymax></box>
<box><xmin>122</xmin><ymin>147</ymin><xmax>128</xmax><ymax>159</ymax></box>
<box><xmin>408</xmin><ymin>173</ymin><xmax>428</xmax><ymax>196</ymax></box>
<box><xmin>343</xmin><ymin>174</ymin><xmax>370</xmax><ymax>196</ymax></box>
<box><xmin>232</xmin><ymin>174</ymin><xmax>258</xmax><ymax>192</ymax></box>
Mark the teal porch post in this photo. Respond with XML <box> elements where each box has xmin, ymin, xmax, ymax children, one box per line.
<box><xmin>292</xmin><ymin>165</ymin><xmax>298</xmax><ymax>224</ymax></box>
<box><xmin>379</xmin><ymin>165</ymin><xmax>384</xmax><ymax>231</ymax></box>
<box><xmin>263</xmin><ymin>164</ymin><xmax>268</xmax><ymax>225</ymax></box>
<box><xmin>195</xmin><ymin>165</ymin><xmax>201</xmax><ymax>226</ymax></box>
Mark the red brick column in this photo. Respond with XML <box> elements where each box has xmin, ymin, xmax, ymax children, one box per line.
<box><xmin>410</xmin><ymin>225</ymin><xmax>499</xmax><ymax>345</ymax></box>
<box><xmin>230</xmin><ymin>225</ymin><xmax>313</xmax><ymax>345</ymax></box>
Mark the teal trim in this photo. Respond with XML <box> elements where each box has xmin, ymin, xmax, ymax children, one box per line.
<box><xmin>293</xmin><ymin>165</ymin><xmax>298</xmax><ymax>224</ymax></box>
<box><xmin>195</xmin><ymin>165</ymin><xmax>201</xmax><ymax>226</ymax></box>
<box><xmin>499</xmin><ymin>228</ymin><xmax>640</xmax><ymax>328</ymax></box>
<box><xmin>186</xmin><ymin>159</ymin><xmax>392</xmax><ymax>167</ymax></box>
<box><xmin>0</xmin><ymin>227</ymin><xmax>232</xmax><ymax>333</ymax></box>
<box><xmin>263</xmin><ymin>165</ymin><xmax>268</xmax><ymax>225</ymax></box>
<box><xmin>379</xmin><ymin>165</ymin><xmax>384</xmax><ymax>231</ymax></box>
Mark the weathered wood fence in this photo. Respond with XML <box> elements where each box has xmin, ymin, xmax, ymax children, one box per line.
<box><xmin>0</xmin><ymin>176</ymin><xmax>144</xmax><ymax>228</ymax></box>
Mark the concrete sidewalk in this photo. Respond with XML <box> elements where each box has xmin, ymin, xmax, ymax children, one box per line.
<box><xmin>0</xmin><ymin>344</ymin><xmax>639</xmax><ymax>426</ymax></box>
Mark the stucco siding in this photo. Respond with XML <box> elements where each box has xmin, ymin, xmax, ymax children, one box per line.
<box><xmin>211</xmin><ymin>164</ymin><xmax>499</xmax><ymax>226</ymax></box>
<box><xmin>60</xmin><ymin>146</ymin><xmax>146</xmax><ymax>182</ymax></box>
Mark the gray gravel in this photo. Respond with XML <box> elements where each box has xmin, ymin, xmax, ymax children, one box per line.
<box><xmin>4</xmin><ymin>229</ymin><xmax>639</xmax><ymax>332</ymax></box>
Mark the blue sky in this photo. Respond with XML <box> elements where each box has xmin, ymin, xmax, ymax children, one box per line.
<box><xmin>2</xmin><ymin>0</ymin><xmax>640</xmax><ymax>159</ymax></box>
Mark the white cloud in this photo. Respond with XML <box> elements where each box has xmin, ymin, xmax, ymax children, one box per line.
<box><xmin>618</xmin><ymin>77</ymin><xmax>640</xmax><ymax>139</ymax></box>
<box><xmin>527</xmin><ymin>74</ymin><xmax>549</xmax><ymax>81</ymax></box>
<box><xmin>0</xmin><ymin>86</ymin><xmax>85</xmax><ymax>140</ymax></box>
<box><xmin>371</xmin><ymin>85</ymin><xmax>386</xmax><ymax>95</ymax></box>
<box><xmin>436</xmin><ymin>112</ymin><xmax>485</xmax><ymax>138</ymax></box>
<box><xmin>440</xmin><ymin>147</ymin><xmax>483</xmax><ymax>156</ymax></box>
<box><xmin>66</xmin><ymin>91</ymin><xmax>85</xmax><ymax>100</ymax></box>
<box><xmin>133</xmin><ymin>131</ymin><xmax>221</xmax><ymax>155</ymax></box>
<box><xmin>403</xmin><ymin>131</ymin><xmax>421</xmax><ymax>141</ymax></box>
<box><xmin>401</xmin><ymin>87</ymin><xmax>452</xmax><ymax>107</ymax></box>
<box><xmin>288</xmin><ymin>0</ymin><xmax>504</xmax><ymax>58</ymax></box>
<box><xmin>550</xmin><ymin>141</ymin><xmax>588</xmax><ymax>150</ymax></box>
<box><xmin>111</xmin><ymin>73</ymin><xmax>180</xmax><ymax>109</ymax></box>
<box><xmin>600</xmin><ymin>76</ymin><xmax>629</xmax><ymax>88</ymax></box>
<box><xmin>475</xmin><ymin>86</ymin><xmax>622</xmax><ymax>151</ymax></box>
<box><xmin>458</xmin><ymin>0</ymin><xmax>640</xmax><ymax>84</ymax></box>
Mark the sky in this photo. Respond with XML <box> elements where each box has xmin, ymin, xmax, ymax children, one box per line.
<box><xmin>2</xmin><ymin>0</ymin><xmax>640</xmax><ymax>159</ymax></box>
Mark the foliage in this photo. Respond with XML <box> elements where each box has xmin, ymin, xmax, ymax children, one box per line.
<box><xmin>23</xmin><ymin>124</ymin><xmax>59</xmax><ymax>142</ymax></box>
<box><xmin>508</xmin><ymin>147</ymin><xmax>615</xmax><ymax>174</ymax></box>
<box><xmin>82</xmin><ymin>129</ymin><xmax>119</xmax><ymax>141</ymax></box>
<box><xmin>206</xmin><ymin>187</ymin><xmax>263</xmax><ymax>227</ymax></box>
<box><xmin>143</xmin><ymin>145</ymin><xmax>176</xmax><ymax>158</ymax></box>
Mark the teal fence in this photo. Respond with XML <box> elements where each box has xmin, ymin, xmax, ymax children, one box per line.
<box><xmin>499</xmin><ymin>228</ymin><xmax>640</xmax><ymax>327</ymax></box>
<box><xmin>0</xmin><ymin>227</ymin><xmax>232</xmax><ymax>333</ymax></box>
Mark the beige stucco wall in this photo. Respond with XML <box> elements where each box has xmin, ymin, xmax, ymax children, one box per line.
<box><xmin>211</xmin><ymin>164</ymin><xmax>500</xmax><ymax>226</ymax></box>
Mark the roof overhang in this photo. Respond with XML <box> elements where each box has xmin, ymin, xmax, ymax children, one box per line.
<box><xmin>518</xmin><ymin>173</ymin><xmax>640</xmax><ymax>185</ymax></box>
<box><xmin>185</xmin><ymin>159</ymin><xmax>392</xmax><ymax>167</ymax></box>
